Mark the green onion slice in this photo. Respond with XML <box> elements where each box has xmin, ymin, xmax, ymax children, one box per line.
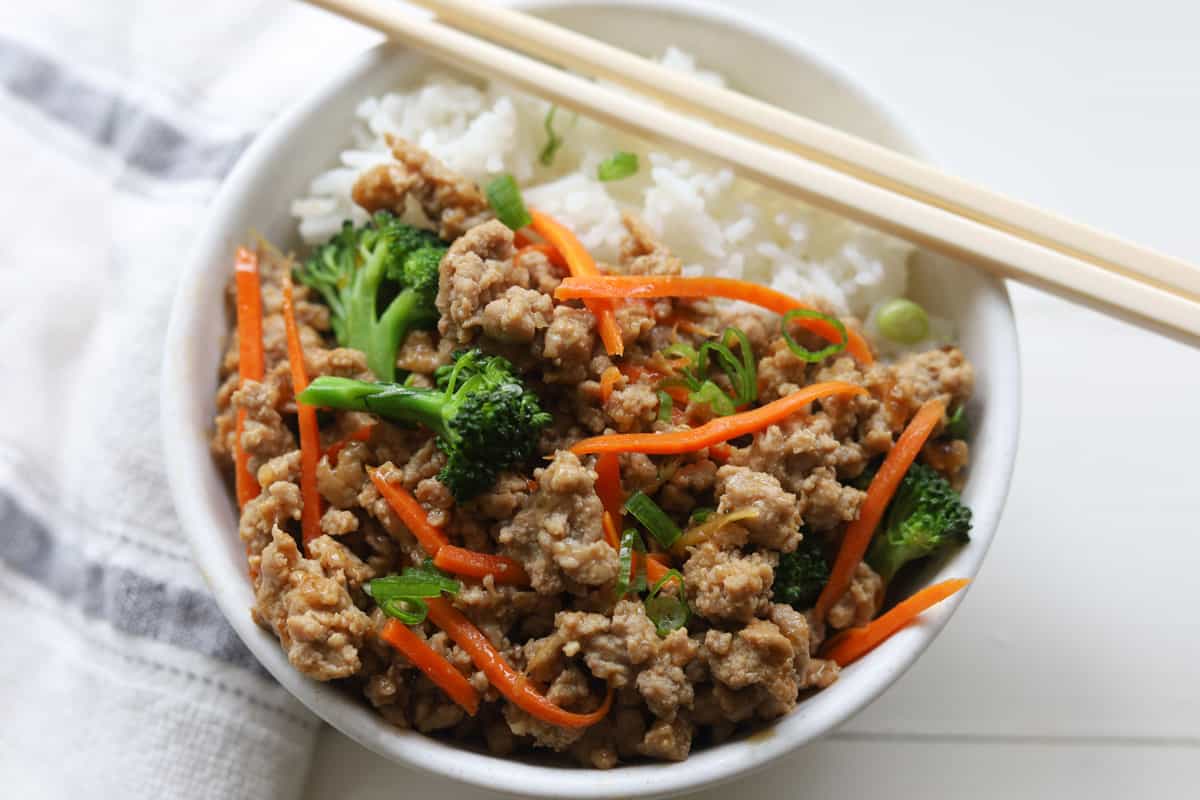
<box><xmin>615</xmin><ymin>528</ymin><xmax>647</xmax><ymax>597</ymax></box>
<box><xmin>689</xmin><ymin>380</ymin><xmax>735</xmax><ymax>416</ymax></box>
<box><xmin>656</xmin><ymin>390</ymin><xmax>674</xmax><ymax>423</ymax></box>
<box><xmin>687</xmin><ymin>507</ymin><xmax>714</xmax><ymax>526</ymax></box>
<box><xmin>539</xmin><ymin>106</ymin><xmax>564</xmax><ymax>166</ymax></box>
<box><xmin>625</xmin><ymin>491</ymin><xmax>682</xmax><ymax>549</ymax></box>
<box><xmin>876</xmin><ymin>298</ymin><xmax>930</xmax><ymax>345</ymax></box>
<box><xmin>597</xmin><ymin>151</ymin><xmax>639</xmax><ymax>182</ymax></box>
<box><xmin>366</xmin><ymin>562</ymin><xmax>461</xmax><ymax>624</ymax></box>
<box><xmin>661</xmin><ymin>342</ymin><xmax>699</xmax><ymax>363</ymax></box>
<box><xmin>946</xmin><ymin>405</ymin><xmax>968</xmax><ymax>439</ymax></box>
<box><xmin>485</xmin><ymin>174</ymin><xmax>533</xmax><ymax>230</ymax></box>
<box><xmin>644</xmin><ymin>569</ymin><xmax>689</xmax><ymax>636</ymax></box>
<box><xmin>781</xmin><ymin>309</ymin><xmax>848</xmax><ymax>363</ymax></box>
<box><xmin>696</xmin><ymin>327</ymin><xmax>757</xmax><ymax>407</ymax></box>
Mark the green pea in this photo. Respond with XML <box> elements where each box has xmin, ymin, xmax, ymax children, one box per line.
<box><xmin>877</xmin><ymin>298</ymin><xmax>930</xmax><ymax>344</ymax></box>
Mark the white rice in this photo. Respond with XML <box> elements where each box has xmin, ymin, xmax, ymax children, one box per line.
<box><xmin>291</xmin><ymin>47</ymin><xmax>950</xmax><ymax>351</ymax></box>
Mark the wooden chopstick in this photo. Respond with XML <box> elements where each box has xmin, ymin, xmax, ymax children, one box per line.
<box><xmin>410</xmin><ymin>0</ymin><xmax>1200</xmax><ymax>306</ymax></box>
<box><xmin>301</xmin><ymin>0</ymin><xmax>1200</xmax><ymax>346</ymax></box>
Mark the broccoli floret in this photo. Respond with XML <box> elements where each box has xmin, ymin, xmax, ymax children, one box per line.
<box><xmin>294</xmin><ymin>211</ymin><xmax>445</xmax><ymax>382</ymax></box>
<box><xmin>298</xmin><ymin>349</ymin><xmax>551</xmax><ymax>500</ymax></box>
<box><xmin>774</xmin><ymin>536</ymin><xmax>830</xmax><ymax>610</ymax></box>
<box><xmin>866</xmin><ymin>463</ymin><xmax>972</xmax><ymax>584</ymax></box>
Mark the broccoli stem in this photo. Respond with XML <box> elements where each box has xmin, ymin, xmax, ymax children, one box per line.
<box><xmin>298</xmin><ymin>377</ymin><xmax>452</xmax><ymax>441</ymax></box>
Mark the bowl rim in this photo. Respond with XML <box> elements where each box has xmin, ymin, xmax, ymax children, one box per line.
<box><xmin>161</xmin><ymin>1</ymin><xmax>1020</xmax><ymax>797</ymax></box>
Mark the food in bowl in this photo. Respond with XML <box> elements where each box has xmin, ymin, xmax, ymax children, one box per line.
<box><xmin>211</xmin><ymin>50</ymin><xmax>974</xmax><ymax>767</ymax></box>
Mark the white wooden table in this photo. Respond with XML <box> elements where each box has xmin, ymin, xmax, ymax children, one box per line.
<box><xmin>304</xmin><ymin>1</ymin><xmax>1200</xmax><ymax>796</ymax></box>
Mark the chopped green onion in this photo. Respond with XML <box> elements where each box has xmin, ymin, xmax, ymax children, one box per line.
<box><xmin>876</xmin><ymin>298</ymin><xmax>930</xmax><ymax>344</ymax></box>
<box><xmin>696</xmin><ymin>327</ymin><xmax>757</xmax><ymax>407</ymax></box>
<box><xmin>615</xmin><ymin>528</ymin><xmax>647</xmax><ymax>597</ymax></box>
<box><xmin>946</xmin><ymin>405</ymin><xmax>968</xmax><ymax>439</ymax></box>
<box><xmin>597</xmin><ymin>151</ymin><xmax>639</xmax><ymax>182</ymax></box>
<box><xmin>687</xmin><ymin>507</ymin><xmax>714</xmax><ymax>526</ymax></box>
<box><xmin>625</xmin><ymin>491</ymin><xmax>682</xmax><ymax>549</ymax></box>
<box><xmin>366</xmin><ymin>562</ymin><xmax>461</xmax><ymax>624</ymax></box>
<box><xmin>656</xmin><ymin>390</ymin><xmax>673</xmax><ymax>422</ymax></box>
<box><xmin>661</xmin><ymin>342</ymin><xmax>698</xmax><ymax>363</ymax></box>
<box><xmin>644</xmin><ymin>570</ymin><xmax>689</xmax><ymax>636</ymax></box>
<box><xmin>781</xmin><ymin>309</ymin><xmax>848</xmax><ymax>363</ymax></box>
<box><xmin>690</xmin><ymin>380</ymin><xmax>735</xmax><ymax>416</ymax></box>
<box><xmin>485</xmin><ymin>174</ymin><xmax>532</xmax><ymax>230</ymax></box>
<box><xmin>539</xmin><ymin>106</ymin><xmax>564</xmax><ymax>166</ymax></box>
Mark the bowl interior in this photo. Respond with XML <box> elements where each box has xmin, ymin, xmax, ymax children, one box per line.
<box><xmin>162</xmin><ymin>2</ymin><xmax>1019</xmax><ymax>797</ymax></box>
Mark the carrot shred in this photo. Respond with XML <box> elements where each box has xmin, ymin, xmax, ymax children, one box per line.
<box><xmin>516</xmin><ymin>242</ymin><xmax>568</xmax><ymax>270</ymax></box>
<box><xmin>599</xmin><ymin>366</ymin><xmax>621</xmax><ymax>405</ymax></box>
<box><xmin>595</xmin><ymin>452</ymin><xmax>624</xmax><ymax>523</ymax></box>
<box><xmin>556</xmin><ymin>275</ymin><xmax>872</xmax><ymax>364</ymax></box>
<box><xmin>571</xmin><ymin>381</ymin><xmax>867</xmax><ymax>456</ymax></box>
<box><xmin>529</xmin><ymin>210</ymin><xmax>624</xmax><ymax>357</ymax></box>
<box><xmin>281</xmin><ymin>274</ymin><xmax>323</xmax><ymax>549</ymax></box>
<box><xmin>601</xmin><ymin>511</ymin><xmax>621</xmax><ymax>549</ymax></box>
<box><xmin>379</xmin><ymin>619</ymin><xmax>480</xmax><ymax>714</ymax></box>
<box><xmin>512</xmin><ymin>230</ymin><xmax>534</xmax><ymax>248</ymax></box>
<box><xmin>234</xmin><ymin>248</ymin><xmax>265</xmax><ymax>509</ymax></box>
<box><xmin>367</xmin><ymin>467</ymin><xmax>451</xmax><ymax>554</ymax></box>
<box><xmin>822</xmin><ymin>578</ymin><xmax>970</xmax><ymax>666</ymax></box>
<box><xmin>426</xmin><ymin>597</ymin><xmax>613</xmax><ymax>728</ymax></box>
<box><xmin>641</xmin><ymin>552</ymin><xmax>671</xmax><ymax>584</ymax></box>
<box><xmin>708</xmin><ymin>443</ymin><xmax>732</xmax><ymax>463</ymax></box>
<box><xmin>814</xmin><ymin>398</ymin><xmax>947</xmax><ymax>621</ymax></box>
<box><xmin>324</xmin><ymin>424</ymin><xmax>375</xmax><ymax>463</ymax></box>
<box><xmin>434</xmin><ymin>544</ymin><xmax>530</xmax><ymax>586</ymax></box>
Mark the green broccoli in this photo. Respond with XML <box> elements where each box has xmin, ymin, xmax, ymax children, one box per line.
<box><xmin>294</xmin><ymin>211</ymin><xmax>445</xmax><ymax>382</ymax></box>
<box><xmin>298</xmin><ymin>349</ymin><xmax>552</xmax><ymax>500</ymax></box>
<box><xmin>866</xmin><ymin>463</ymin><xmax>972</xmax><ymax>584</ymax></box>
<box><xmin>774</xmin><ymin>536</ymin><xmax>830</xmax><ymax>610</ymax></box>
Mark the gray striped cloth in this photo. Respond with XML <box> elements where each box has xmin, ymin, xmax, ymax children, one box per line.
<box><xmin>0</xmin><ymin>4</ymin><xmax>375</xmax><ymax>797</ymax></box>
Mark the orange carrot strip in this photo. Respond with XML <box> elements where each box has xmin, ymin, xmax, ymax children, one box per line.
<box><xmin>434</xmin><ymin>544</ymin><xmax>530</xmax><ymax>586</ymax></box>
<box><xmin>324</xmin><ymin>424</ymin><xmax>376</xmax><ymax>463</ymax></box>
<box><xmin>601</xmin><ymin>511</ymin><xmax>621</xmax><ymax>549</ymax></box>
<box><xmin>823</xmin><ymin>578</ymin><xmax>970</xmax><ymax>666</ymax></box>
<box><xmin>814</xmin><ymin>398</ymin><xmax>947</xmax><ymax>621</ymax></box>
<box><xmin>379</xmin><ymin>619</ymin><xmax>479</xmax><ymax>714</ymax></box>
<box><xmin>512</xmin><ymin>230</ymin><xmax>534</xmax><ymax>248</ymax></box>
<box><xmin>516</xmin><ymin>242</ymin><xmax>567</xmax><ymax>270</ymax></box>
<box><xmin>234</xmin><ymin>247</ymin><xmax>265</xmax><ymax>508</ymax></box>
<box><xmin>708</xmin><ymin>443</ymin><xmax>732</xmax><ymax>463</ymax></box>
<box><xmin>595</xmin><ymin>453</ymin><xmax>624</xmax><ymax>523</ymax></box>
<box><xmin>426</xmin><ymin>597</ymin><xmax>613</xmax><ymax>728</ymax></box>
<box><xmin>281</xmin><ymin>275</ymin><xmax>323</xmax><ymax>549</ymax></box>
<box><xmin>641</xmin><ymin>552</ymin><xmax>670</xmax><ymax>585</ymax></box>
<box><xmin>571</xmin><ymin>381</ymin><xmax>867</xmax><ymax>456</ymax></box>
<box><xmin>599</xmin><ymin>366</ymin><xmax>621</xmax><ymax>405</ymax></box>
<box><xmin>556</xmin><ymin>275</ymin><xmax>871</xmax><ymax>364</ymax></box>
<box><xmin>529</xmin><ymin>210</ymin><xmax>624</xmax><ymax>357</ymax></box>
<box><xmin>367</xmin><ymin>468</ymin><xmax>450</xmax><ymax>554</ymax></box>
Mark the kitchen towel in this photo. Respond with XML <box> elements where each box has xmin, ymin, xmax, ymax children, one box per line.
<box><xmin>0</xmin><ymin>2</ymin><xmax>375</xmax><ymax>798</ymax></box>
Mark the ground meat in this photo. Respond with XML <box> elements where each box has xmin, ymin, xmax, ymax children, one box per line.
<box><xmin>517</xmin><ymin>247</ymin><xmax>565</xmax><ymax>295</ymax></box>
<box><xmin>307</xmin><ymin>533</ymin><xmax>374</xmax><ymax>594</ymax></box>
<box><xmin>352</xmin><ymin>135</ymin><xmax>489</xmax><ymax>240</ymax></box>
<box><xmin>604</xmin><ymin>381</ymin><xmax>659</xmax><ymax>432</ymax></box>
<box><xmin>496</xmin><ymin>451</ymin><xmax>616</xmax><ymax>594</ymax></box>
<box><xmin>683</xmin><ymin>543</ymin><xmax>775</xmax><ymax>623</ymax></box>
<box><xmin>540</xmin><ymin>306</ymin><xmax>597</xmax><ymax>384</ymax></box>
<box><xmin>239</xmin><ymin>451</ymin><xmax>302</xmax><ymax>567</ymax></box>
<box><xmin>714</xmin><ymin>466</ymin><xmax>802</xmax><ymax>552</ymax></box>
<box><xmin>618</xmin><ymin>213</ymin><xmax>683</xmax><ymax>276</ymax></box>
<box><xmin>395</xmin><ymin>330</ymin><xmax>451</xmax><ymax>375</ymax></box>
<box><xmin>481</xmin><ymin>286</ymin><xmax>555</xmax><ymax>343</ymax></box>
<box><xmin>636</xmin><ymin>628</ymin><xmax>698</xmax><ymax>721</ymax></box>
<box><xmin>827</xmin><ymin>562</ymin><xmax>884</xmax><ymax>630</ymax></box>
<box><xmin>319</xmin><ymin>507</ymin><xmax>359</xmax><ymax>537</ymax></box>
<box><xmin>730</xmin><ymin>413</ymin><xmax>868</xmax><ymax>483</ymax></box>
<box><xmin>796</xmin><ymin>466</ymin><xmax>865</xmax><ymax>532</ymax></box>
<box><xmin>923</xmin><ymin>437</ymin><xmax>970</xmax><ymax>485</ymax></box>
<box><xmin>637</xmin><ymin>717</ymin><xmax>693</xmax><ymax>762</ymax></box>
<box><xmin>234</xmin><ymin>380</ymin><xmax>294</xmax><ymax>477</ymax></box>
<box><xmin>253</xmin><ymin>528</ymin><xmax>371</xmax><ymax>680</ymax></box>
<box><xmin>704</xmin><ymin>619</ymin><xmax>798</xmax><ymax>717</ymax></box>
<box><xmin>657</xmin><ymin>458</ymin><xmax>718</xmax><ymax>515</ymax></box>
<box><xmin>436</xmin><ymin>220</ymin><xmax>525</xmax><ymax>344</ymax></box>
<box><xmin>556</xmin><ymin>600</ymin><xmax>659</xmax><ymax>688</ymax></box>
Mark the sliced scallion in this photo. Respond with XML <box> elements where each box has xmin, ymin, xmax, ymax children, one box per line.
<box><xmin>539</xmin><ymin>106</ymin><xmax>564</xmax><ymax>166</ymax></box>
<box><xmin>485</xmin><ymin>174</ymin><xmax>532</xmax><ymax>230</ymax></box>
<box><xmin>614</xmin><ymin>528</ymin><xmax>646</xmax><ymax>597</ymax></box>
<box><xmin>625</xmin><ymin>491</ymin><xmax>682</xmax><ymax>549</ymax></box>
<box><xmin>366</xmin><ymin>563</ymin><xmax>461</xmax><ymax>624</ymax></box>
<box><xmin>597</xmin><ymin>151</ymin><xmax>639</xmax><ymax>182</ymax></box>
<box><xmin>656</xmin><ymin>390</ymin><xmax>674</xmax><ymax>422</ymax></box>
<box><xmin>781</xmin><ymin>308</ymin><xmax>848</xmax><ymax>363</ymax></box>
<box><xmin>644</xmin><ymin>569</ymin><xmax>689</xmax><ymax>637</ymax></box>
<box><xmin>689</xmin><ymin>380</ymin><xmax>735</xmax><ymax>416</ymax></box>
<box><xmin>946</xmin><ymin>405</ymin><xmax>968</xmax><ymax>439</ymax></box>
<box><xmin>687</xmin><ymin>507</ymin><xmax>714</xmax><ymax>526</ymax></box>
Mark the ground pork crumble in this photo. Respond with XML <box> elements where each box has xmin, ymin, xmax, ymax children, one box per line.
<box><xmin>212</xmin><ymin>140</ymin><xmax>975</xmax><ymax>767</ymax></box>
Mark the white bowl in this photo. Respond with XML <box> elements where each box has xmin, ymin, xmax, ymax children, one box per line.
<box><xmin>162</xmin><ymin>1</ymin><xmax>1020</xmax><ymax>796</ymax></box>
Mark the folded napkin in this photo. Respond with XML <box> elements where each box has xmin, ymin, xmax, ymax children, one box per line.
<box><xmin>0</xmin><ymin>3</ymin><xmax>374</xmax><ymax>797</ymax></box>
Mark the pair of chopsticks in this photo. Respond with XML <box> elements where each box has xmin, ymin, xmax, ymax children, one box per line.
<box><xmin>302</xmin><ymin>0</ymin><xmax>1200</xmax><ymax>346</ymax></box>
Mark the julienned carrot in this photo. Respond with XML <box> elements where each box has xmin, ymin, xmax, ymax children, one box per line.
<box><xmin>602</xmin><ymin>511</ymin><xmax>669</xmax><ymax>582</ymax></box>
<box><xmin>368</xmin><ymin>467</ymin><xmax>450</xmax><ymax>554</ymax></box>
<box><xmin>379</xmin><ymin>618</ymin><xmax>480</xmax><ymax>715</ymax></box>
<box><xmin>599</xmin><ymin>366</ymin><xmax>621</xmax><ymax>404</ymax></box>
<box><xmin>571</xmin><ymin>381</ymin><xmax>868</xmax><ymax>456</ymax></box>
<box><xmin>555</xmin><ymin>275</ymin><xmax>872</xmax><ymax>364</ymax></box>
<box><xmin>281</xmin><ymin>275</ymin><xmax>323</xmax><ymax>549</ymax></box>
<box><xmin>516</xmin><ymin>242</ymin><xmax>567</xmax><ymax>270</ymax></box>
<box><xmin>528</xmin><ymin>210</ymin><xmax>624</xmax><ymax>357</ymax></box>
<box><xmin>324</xmin><ymin>424</ymin><xmax>375</xmax><ymax>463</ymax></box>
<box><xmin>434</xmin><ymin>544</ymin><xmax>530</xmax><ymax>586</ymax></box>
<box><xmin>641</xmin><ymin>551</ymin><xmax>670</xmax><ymax>584</ymax></box>
<box><xmin>814</xmin><ymin>398</ymin><xmax>947</xmax><ymax>621</ymax></box>
<box><xmin>822</xmin><ymin>578</ymin><xmax>970</xmax><ymax>666</ymax></box>
<box><xmin>426</xmin><ymin>597</ymin><xmax>613</xmax><ymax>728</ymax></box>
<box><xmin>601</xmin><ymin>511</ymin><xmax>621</xmax><ymax>549</ymax></box>
<box><xmin>595</xmin><ymin>452</ymin><xmax>624</xmax><ymax>523</ymax></box>
<box><xmin>234</xmin><ymin>248</ymin><xmax>265</xmax><ymax>508</ymax></box>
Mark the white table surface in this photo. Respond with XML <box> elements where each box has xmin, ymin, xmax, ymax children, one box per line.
<box><xmin>303</xmin><ymin>1</ymin><xmax>1200</xmax><ymax>797</ymax></box>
